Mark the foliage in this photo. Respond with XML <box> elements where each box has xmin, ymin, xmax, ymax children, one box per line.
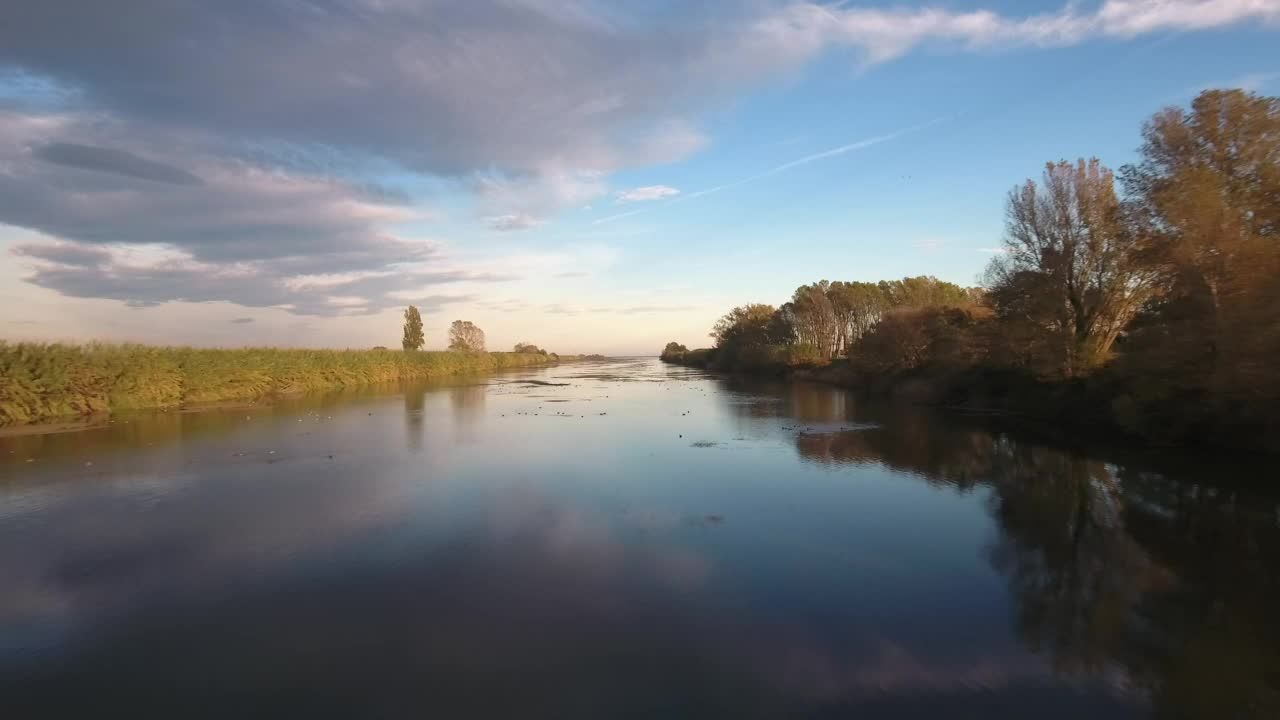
<box><xmin>448</xmin><ymin>320</ymin><xmax>486</xmax><ymax>352</ymax></box>
<box><xmin>854</xmin><ymin>307</ymin><xmax>989</xmax><ymax>373</ymax></box>
<box><xmin>1120</xmin><ymin>89</ymin><xmax>1280</xmax><ymax>400</ymax></box>
<box><xmin>401</xmin><ymin>305</ymin><xmax>425</xmax><ymax>351</ymax></box>
<box><xmin>659</xmin><ymin>89</ymin><xmax>1280</xmax><ymax>450</ymax></box>
<box><xmin>513</xmin><ymin>342</ymin><xmax>547</xmax><ymax>354</ymax></box>
<box><xmin>0</xmin><ymin>342</ymin><xmax>556</xmax><ymax>426</ymax></box>
<box><xmin>985</xmin><ymin>159</ymin><xmax>1156</xmax><ymax>378</ymax></box>
<box><xmin>659</xmin><ymin>341</ymin><xmax>688</xmax><ymax>361</ymax></box>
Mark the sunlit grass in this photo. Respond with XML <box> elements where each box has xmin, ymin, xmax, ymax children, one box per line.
<box><xmin>0</xmin><ymin>342</ymin><xmax>557</xmax><ymax>425</ymax></box>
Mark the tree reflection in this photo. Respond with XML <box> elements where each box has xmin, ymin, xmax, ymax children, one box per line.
<box><xmin>736</xmin><ymin>380</ymin><xmax>1280</xmax><ymax>717</ymax></box>
<box><xmin>404</xmin><ymin>388</ymin><xmax>425</xmax><ymax>452</ymax></box>
<box><xmin>984</xmin><ymin>444</ymin><xmax>1159</xmax><ymax>677</ymax></box>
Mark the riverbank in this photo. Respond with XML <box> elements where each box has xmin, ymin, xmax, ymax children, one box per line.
<box><xmin>0</xmin><ymin>342</ymin><xmax>564</xmax><ymax>426</ymax></box>
<box><xmin>661</xmin><ymin>351</ymin><xmax>1280</xmax><ymax>454</ymax></box>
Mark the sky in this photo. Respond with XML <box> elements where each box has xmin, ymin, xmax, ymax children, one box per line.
<box><xmin>1</xmin><ymin>1</ymin><xmax>1278</xmax><ymax>355</ymax></box>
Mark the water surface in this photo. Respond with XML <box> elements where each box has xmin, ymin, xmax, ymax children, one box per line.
<box><xmin>1</xmin><ymin>358</ymin><xmax>1277</xmax><ymax>718</ymax></box>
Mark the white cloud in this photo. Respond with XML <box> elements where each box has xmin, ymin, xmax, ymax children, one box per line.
<box><xmin>485</xmin><ymin>214</ymin><xmax>547</xmax><ymax>232</ymax></box>
<box><xmin>616</xmin><ymin>185</ymin><xmax>681</xmax><ymax>204</ymax></box>
<box><xmin>747</xmin><ymin>0</ymin><xmax>1280</xmax><ymax>67</ymax></box>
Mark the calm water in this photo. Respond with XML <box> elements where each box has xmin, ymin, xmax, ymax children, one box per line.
<box><xmin>1</xmin><ymin>358</ymin><xmax>1277</xmax><ymax>718</ymax></box>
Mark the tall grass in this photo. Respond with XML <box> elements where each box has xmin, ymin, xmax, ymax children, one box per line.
<box><xmin>0</xmin><ymin>342</ymin><xmax>559</xmax><ymax>425</ymax></box>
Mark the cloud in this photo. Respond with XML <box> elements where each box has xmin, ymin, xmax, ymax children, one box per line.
<box><xmin>485</xmin><ymin>214</ymin><xmax>546</xmax><ymax>232</ymax></box>
<box><xmin>1</xmin><ymin>0</ymin><xmax>1277</xmax><ymax>314</ymax></box>
<box><xmin>752</xmin><ymin>1</ymin><xmax>1280</xmax><ymax>66</ymax></box>
<box><xmin>592</xmin><ymin>209</ymin><xmax>643</xmax><ymax>225</ymax></box>
<box><xmin>616</xmin><ymin>185</ymin><xmax>680</xmax><ymax>204</ymax></box>
<box><xmin>34</xmin><ymin>142</ymin><xmax>203</xmax><ymax>185</ymax></box>
<box><xmin>13</xmin><ymin>234</ymin><xmax>510</xmax><ymax>317</ymax></box>
<box><xmin>230</xmin><ymin>317</ymin><xmax>255</xmax><ymax>324</ymax></box>
<box><xmin>14</xmin><ymin>240</ymin><xmax>111</xmax><ymax>268</ymax></box>
<box><xmin>597</xmin><ymin>122</ymin><xmax>927</xmax><ymax>224</ymax></box>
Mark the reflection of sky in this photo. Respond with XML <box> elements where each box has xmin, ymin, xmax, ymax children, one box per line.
<box><xmin>0</xmin><ymin>359</ymin><xmax>1148</xmax><ymax>714</ymax></box>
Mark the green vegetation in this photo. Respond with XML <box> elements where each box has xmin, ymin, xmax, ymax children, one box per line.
<box><xmin>0</xmin><ymin>343</ymin><xmax>558</xmax><ymax>426</ymax></box>
<box><xmin>663</xmin><ymin>89</ymin><xmax>1280</xmax><ymax>451</ymax></box>
<box><xmin>401</xmin><ymin>305</ymin><xmax>425</xmax><ymax>350</ymax></box>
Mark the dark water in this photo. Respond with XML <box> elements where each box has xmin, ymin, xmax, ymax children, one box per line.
<box><xmin>1</xmin><ymin>358</ymin><xmax>1277</xmax><ymax>718</ymax></box>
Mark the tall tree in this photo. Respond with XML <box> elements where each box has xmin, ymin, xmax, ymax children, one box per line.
<box><xmin>448</xmin><ymin>320</ymin><xmax>486</xmax><ymax>352</ymax></box>
<box><xmin>987</xmin><ymin>159</ymin><xmax>1157</xmax><ymax>377</ymax></box>
<box><xmin>1121</xmin><ymin>89</ymin><xmax>1280</xmax><ymax>392</ymax></box>
<box><xmin>401</xmin><ymin>305</ymin><xmax>424</xmax><ymax>351</ymax></box>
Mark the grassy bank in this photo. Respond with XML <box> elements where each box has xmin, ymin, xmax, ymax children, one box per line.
<box><xmin>0</xmin><ymin>342</ymin><xmax>560</xmax><ymax>426</ymax></box>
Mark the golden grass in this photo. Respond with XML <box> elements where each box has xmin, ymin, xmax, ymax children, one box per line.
<box><xmin>0</xmin><ymin>342</ymin><xmax>558</xmax><ymax>425</ymax></box>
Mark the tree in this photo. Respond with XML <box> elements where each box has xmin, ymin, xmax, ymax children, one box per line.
<box><xmin>986</xmin><ymin>159</ymin><xmax>1157</xmax><ymax>378</ymax></box>
<box><xmin>789</xmin><ymin>282</ymin><xmax>839</xmax><ymax>359</ymax></box>
<box><xmin>660</xmin><ymin>341</ymin><xmax>688</xmax><ymax>361</ymax></box>
<box><xmin>513</xmin><ymin>342</ymin><xmax>544</xmax><ymax>354</ymax></box>
<box><xmin>1121</xmin><ymin>89</ymin><xmax>1280</xmax><ymax>393</ymax></box>
<box><xmin>401</xmin><ymin>305</ymin><xmax>424</xmax><ymax>351</ymax></box>
<box><xmin>828</xmin><ymin>281</ymin><xmax>887</xmax><ymax>356</ymax></box>
<box><xmin>448</xmin><ymin>320</ymin><xmax>485</xmax><ymax>352</ymax></box>
<box><xmin>878</xmin><ymin>276</ymin><xmax>972</xmax><ymax>310</ymax></box>
<box><xmin>711</xmin><ymin>304</ymin><xmax>776</xmax><ymax>349</ymax></box>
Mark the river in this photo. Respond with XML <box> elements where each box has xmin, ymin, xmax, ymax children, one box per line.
<box><xmin>1</xmin><ymin>357</ymin><xmax>1276</xmax><ymax>718</ymax></box>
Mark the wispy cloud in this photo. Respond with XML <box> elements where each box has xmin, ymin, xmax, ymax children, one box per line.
<box><xmin>230</xmin><ymin>317</ymin><xmax>255</xmax><ymax>324</ymax></box>
<box><xmin>695</xmin><ymin>122</ymin><xmax>938</xmax><ymax>202</ymax></box>
<box><xmin>593</xmin><ymin>122</ymin><xmax>930</xmax><ymax>225</ymax></box>
<box><xmin>760</xmin><ymin>1</ymin><xmax>1280</xmax><ymax>67</ymax></box>
<box><xmin>592</xmin><ymin>209</ymin><xmax>643</xmax><ymax>226</ymax></box>
<box><xmin>616</xmin><ymin>185</ymin><xmax>680</xmax><ymax>204</ymax></box>
<box><xmin>485</xmin><ymin>213</ymin><xmax>546</xmax><ymax>232</ymax></box>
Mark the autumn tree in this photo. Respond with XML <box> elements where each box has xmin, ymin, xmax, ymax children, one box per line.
<box><xmin>448</xmin><ymin>320</ymin><xmax>485</xmax><ymax>352</ymax></box>
<box><xmin>1121</xmin><ymin>89</ymin><xmax>1280</xmax><ymax>393</ymax></box>
<box><xmin>513</xmin><ymin>342</ymin><xmax>544</xmax><ymax>354</ymax></box>
<box><xmin>401</xmin><ymin>305</ymin><xmax>424</xmax><ymax>351</ymax></box>
<box><xmin>878</xmin><ymin>276</ymin><xmax>972</xmax><ymax>310</ymax></box>
<box><xmin>986</xmin><ymin>159</ymin><xmax>1157</xmax><ymax>378</ymax></box>
<box><xmin>828</xmin><ymin>281</ymin><xmax>887</xmax><ymax>355</ymax></box>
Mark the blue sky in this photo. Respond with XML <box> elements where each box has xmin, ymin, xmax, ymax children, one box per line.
<box><xmin>1</xmin><ymin>1</ymin><xmax>1278</xmax><ymax>354</ymax></box>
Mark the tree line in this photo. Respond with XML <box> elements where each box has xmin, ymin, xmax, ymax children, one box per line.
<box><xmin>664</xmin><ymin>89</ymin><xmax>1280</xmax><ymax>448</ymax></box>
